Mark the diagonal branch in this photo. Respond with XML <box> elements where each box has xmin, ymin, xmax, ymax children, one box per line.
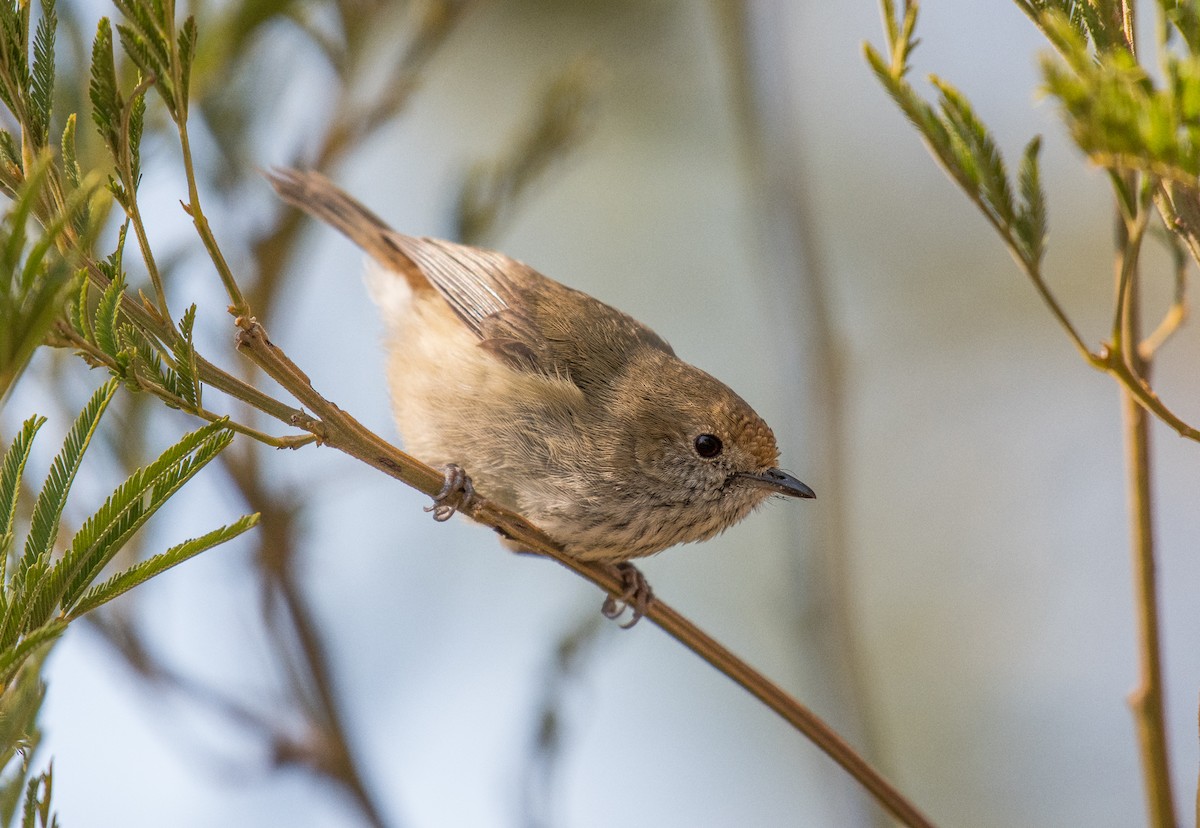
<box><xmin>231</xmin><ymin>315</ymin><xmax>936</xmax><ymax>828</ymax></box>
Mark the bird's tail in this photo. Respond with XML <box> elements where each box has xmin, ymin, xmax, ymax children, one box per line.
<box><xmin>265</xmin><ymin>167</ymin><xmax>432</xmax><ymax>293</ymax></box>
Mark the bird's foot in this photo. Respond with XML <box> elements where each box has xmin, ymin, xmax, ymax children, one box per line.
<box><xmin>424</xmin><ymin>464</ymin><xmax>476</xmax><ymax>522</ymax></box>
<box><xmin>601</xmin><ymin>563</ymin><xmax>654</xmax><ymax>629</ymax></box>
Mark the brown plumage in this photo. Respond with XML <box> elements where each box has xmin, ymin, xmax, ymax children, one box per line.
<box><xmin>268</xmin><ymin>168</ymin><xmax>813</xmax><ymax>562</ymax></box>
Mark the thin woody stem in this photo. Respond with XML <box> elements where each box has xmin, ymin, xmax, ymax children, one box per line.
<box><xmin>57</xmin><ymin>241</ymin><xmax>306</xmax><ymax>426</ymax></box>
<box><xmin>1002</xmin><ymin>243</ymin><xmax>1200</xmax><ymax>441</ymax></box>
<box><xmin>231</xmin><ymin>316</ymin><xmax>936</xmax><ymax>828</ymax></box>
<box><xmin>50</xmin><ymin>322</ymin><xmax>314</xmax><ymax>449</ymax></box>
<box><xmin>176</xmin><ymin>123</ymin><xmax>248</xmax><ymax>317</ymax></box>
<box><xmin>1111</xmin><ymin>198</ymin><xmax>1151</xmax><ymax>350</ymax></box>
<box><xmin>118</xmin><ymin>73</ymin><xmax>173</xmax><ymax>327</ymax></box>
<box><xmin>1115</xmin><ymin>190</ymin><xmax>1177</xmax><ymax>828</ymax></box>
<box><xmin>1124</xmin><ymin>386</ymin><xmax>1175</xmax><ymax>828</ymax></box>
<box><xmin>1101</xmin><ymin>343</ymin><xmax>1200</xmax><ymax>441</ymax></box>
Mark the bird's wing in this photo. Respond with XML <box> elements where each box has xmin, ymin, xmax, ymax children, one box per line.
<box><xmin>266</xmin><ymin>168</ymin><xmax>674</xmax><ymax>387</ymax></box>
<box><xmin>386</xmin><ymin>235</ymin><xmax>676</xmax><ymax>389</ymax></box>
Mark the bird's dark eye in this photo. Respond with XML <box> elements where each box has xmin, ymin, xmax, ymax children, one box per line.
<box><xmin>693</xmin><ymin>433</ymin><xmax>723</xmax><ymax>458</ymax></box>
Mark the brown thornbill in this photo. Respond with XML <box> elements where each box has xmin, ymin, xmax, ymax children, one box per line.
<box><xmin>268</xmin><ymin>169</ymin><xmax>814</xmax><ymax>622</ymax></box>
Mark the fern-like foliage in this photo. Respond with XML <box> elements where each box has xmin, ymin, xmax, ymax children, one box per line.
<box><xmin>0</xmin><ymin>654</ymin><xmax>48</xmax><ymax>828</ymax></box>
<box><xmin>1039</xmin><ymin>9</ymin><xmax>1200</xmax><ymax>184</ymax></box>
<box><xmin>0</xmin><ymin>416</ymin><xmax>42</xmax><ymax>595</ymax></box>
<box><xmin>0</xmin><ymin>383</ymin><xmax>257</xmax><ymax>679</ymax></box>
<box><xmin>0</xmin><ymin>386</ymin><xmax>257</xmax><ymax>826</ymax></box>
<box><xmin>0</xmin><ymin>160</ymin><xmax>90</xmax><ymax>407</ymax></box>
<box><xmin>70</xmin><ymin>514</ymin><xmax>257</xmax><ymax>617</ymax></box>
<box><xmin>13</xmin><ymin>382</ymin><xmax>116</xmax><ymax>598</ymax></box>
<box><xmin>28</xmin><ymin>0</ymin><xmax>54</xmax><ymax>153</ymax></box>
<box><xmin>57</xmin><ymin>419</ymin><xmax>235</xmax><ymax>612</ymax></box>
<box><xmin>18</xmin><ymin>763</ymin><xmax>55</xmax><ymax>828</ymax></box>
<box><xmin>864</xmin><ymin>10</ymin><xmax>1049</xmax><ymax>268</ymax></box>
<box><xmin>87</xmin><ymin>18</ymin><xmax>121</xmax><ymax>167</ymax></box>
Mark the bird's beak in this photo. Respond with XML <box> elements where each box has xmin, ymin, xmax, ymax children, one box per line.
<box><xmin>737</xmin><ymin>468</ymin><xmax>816</xmax><ymax>499</ymax></box>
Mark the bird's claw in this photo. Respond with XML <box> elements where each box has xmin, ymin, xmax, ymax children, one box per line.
<box><xmin>601</xmin><ymin>563</ymin><xmax>654</xmax><ymax>628</ymax></box>
<box><xmin>425</xmin><ymin>463</ymin><xmax>476</xmax><ymax>522</ymax></box>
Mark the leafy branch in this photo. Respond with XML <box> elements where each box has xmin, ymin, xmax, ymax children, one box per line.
<box><xmin>867</xmin><ymin>2</ymin><xmax>1195</xmax><ymax>825</ymax></box>
<box><xmin>0</xmin><ymin>379</ymin><xmax>256</xmax><ymax>823</ymax></box>
<box><xmin>866</xmin><ymin>1</ymin><xmax>1199</xmax><ymax>444</ymax></box>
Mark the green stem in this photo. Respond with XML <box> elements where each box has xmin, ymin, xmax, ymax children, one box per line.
<box><xmin>50</xmin><ymin>322</ymin><xmax>314</xmax><ymax>449</ymax></box>
<box><xmin>1124</xmin><ymin>387</ymin><xmax>1176</xmax><ymax>828</ymax></box>
<box><xmin>120</xmin><ymin>74</ymin><xmax>174</xmax><ymax>327</ymax></box>
<box><xmin>176</xmin><ymin>122</ymin><xmax>248</xmax><ymax>316</ymax></box>
<box><xmin>1115</xmin><ymin>193</ymin><xmax>1177</xmax><ymax>828</ymax></box>
<box><xmin>1111</xmin><ymin>198</ymin><xmax>1151</xmax><ymax>351</ymax></box>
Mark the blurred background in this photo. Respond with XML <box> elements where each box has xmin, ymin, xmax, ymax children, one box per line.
<box><xmin>4</xmin><ymin>0</ymin><xmax>1200</xmax><ymax>826</ymax></box>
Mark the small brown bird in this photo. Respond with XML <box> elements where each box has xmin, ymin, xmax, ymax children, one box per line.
<box><xmin>268</xmin><ymin>169</ymin><xmax>813</xmax><ymax>615</ymax></box>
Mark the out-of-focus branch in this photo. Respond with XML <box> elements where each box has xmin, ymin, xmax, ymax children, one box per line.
<box><xmin>519</xmin><ymin>613</ymin><xmax>610</xmax><ymax>828</ymax></box>
<box><xmin>713</xmin><ymin>3</ymin><xmax>886</xmax><ymax>825</ymax></box>
<box><xmin>456</xmin><ymin>59</ymin><xmax>598</xmax><ymax>245</ymax></box>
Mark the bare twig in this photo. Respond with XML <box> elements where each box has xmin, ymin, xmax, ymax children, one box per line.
<box><xmin>1115</xmin><ymin>190</ymin><xmax>1177</xmax><ymax>828</ymax></box>
<box><xmin>456</xmin><ymin>59</ymin><xmax>597</xmax><ymax>244</ymax></box>
<box><xmin>1139</xmin><ymin>212</ymin><xmax>1188</xmax><ymax>360</ymax></box>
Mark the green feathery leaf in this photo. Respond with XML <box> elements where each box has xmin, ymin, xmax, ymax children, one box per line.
<box><xmin>112</xmin><ymin>0</ymin><xmax>169</xmax><ymax>69</ymax></box>
<box><xmin>70</xmin><ymin>266</ymin><xmax>89</xmax><ymax>340</ymax></box>
<box><xmin>60</xmin><ymin>114</ymin><xmax>79</xmax><ymax>190</ymax></box>
<box><xmin>59</xmin><ymin>420</ymin><xmax>234</xmax><ymax>610</ymax></box>
<box><xmin>19</xmin><ymin>762</ymin><xmax>55</xmax><ymax>828</ymax></box>
<box><xmin>88</xmin><ymin>18</ymin><xmax>121</xmax><ymax>156</ymax></box>
<box><xmin>92</xmin><ymin>270</ymin><xmax>124</xmax><ymax>358</ymax></box>
<box><xmin>114</xmin><ymin>23</ymin><xmax>163</xmax><ymax>82</ymax></box>
<box><xmin>932</xmin><ymin>76</ymin><xmax>1015</xmax><ymax>227</ymax></box>
<box><xmin>1016</xmin><ymin>136</ymin><xmax>1048</xmax><ymax>265</ymax></box>
<box><xmin>0</xmin><ymin>157</ymin><xmax>86</xmax><ymax>406</ymax></box>
<box><xmin>11</xmin><ymin>420</ymin><xmax>234</xmax><ymax>638</ymax></box>
<box><xmin>171</xmin><ymin>304</ymin><xmax>200</xmax><ymax>407</ymax></box>
<box><xmin>28</xmin><ymin>0</ymin><xmax>55</xmax><ymax>150</ymax></box>
<box><xmin>15</xmin><ymin>558</ymin><xmax>58</xmax><ymax>634</ymax></box>
<box><xmin>0</xmin><ymin>0</ymin><xmax>30</xmax><ymax>122</ymax></box>
<box><xmin>0</xmin><ymin>620</ymin><xmax>64</xmax><ymax>690</ymax></box>
<box><xmin>881</xmin><ymin>0</ymin><xmax>900</xmax><ymax>51</ymax></box>
<box><xmin>865</xmin><ymin>45</ymin><xmax>942</xmax><ymax>147</ymax></box>
<box><xmin>0</xmin><ymin>387</ymin><xmax>110</xmax><ymax>646</ymax></box>
<box><xmin>0</xmin><ymin>655</ymin><xmax>46</xmax><ymax>827</ymax></box>
<box><xmin>0</xmin><ymin>130</ymin><xmax>20</xmax><ymax>180</ymax></box>
<box><xmin>96</xmin><ymin>221</ymin><xmax>126</xmax><ymax>284</ymax></box>
<box><xmin>118</xmin><ymin>322</ymin><xmax>167</xmax><ymax>388</ymax></box>
<box><xmin>128</xmin><ymin>81</ymin><xmax>145</xmax><ymax>183</ymax></box>
<box><xmin>0</xmin><ymin>171</ymin><xmax>35</xmax><ymax>278</ymax></box>
<box><xmin>0</xmin><ymin>417</ymin><xmax>45</xmax><ymax>577</ymax></box>
<box><xmin>177</xmin><ymin>16</ymin><xmax>197</xmax><ymax>116</ymax></box>
<box><xmin>70</xmin><ymin>513</ymin><xmax>258</xmax><ymax>617</ymax></box>
<box><xmin>17</xmin><ymin>381</ymin><xmax>117</xmax><ymax>577</ymax></box>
